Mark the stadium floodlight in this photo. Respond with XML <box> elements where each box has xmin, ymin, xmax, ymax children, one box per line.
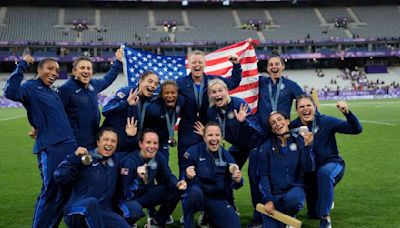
<box><xmin>182</xmin><ymin>0</ymin><xmax>188</xmax><ymax>6</ymax></box>
<box><xmin>223</xmin><ymin>0</ymin><xmax>230</xmax><ymax>6</ymax></box>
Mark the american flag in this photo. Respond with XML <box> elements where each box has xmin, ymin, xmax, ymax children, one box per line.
<box><xmin>122</xmin><ymin>40</ymin><xmax>260</xmax><ymax>111</ymax></box>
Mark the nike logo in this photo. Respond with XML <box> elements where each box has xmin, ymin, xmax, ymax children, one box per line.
<box><xmin>76</xmin><ymin>89</ymin><xmax>82</xmax><ymax>93</ymax></box>
<box><xmin>199</xmin><ymin>158</ymin><xmax>206</xmax><ymax>161</ymax></box>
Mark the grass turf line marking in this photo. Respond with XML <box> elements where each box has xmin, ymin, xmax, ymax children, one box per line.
<box><xmin>359</xmin><ymin>119</ymin><xmax>396</xmax><ymax>126</ymax></box>
<box><xmin>0</xmin><ymin>115</ymin><xmax>26</xmax><ymax>121</ymax></box>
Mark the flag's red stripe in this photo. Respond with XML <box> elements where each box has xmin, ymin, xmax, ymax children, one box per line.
<box><xmin>205</xmin><ymin>53</ymin><xmax>256</xmax><ymax>67</ymax></box>
<box><xmin>230</xmin><ymin>81</ymin><xmax>259</xmax><ymax>93</ymax></box>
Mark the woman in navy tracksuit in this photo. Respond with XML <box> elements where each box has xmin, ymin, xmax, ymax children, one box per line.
<box><xmin>58</xmin><ymin>50</ymin><xmax>123</xmax><ymax>150</ymax></box>
<box><xmin>196</xmin><ymin>78</ymin><xmax>263</xmax><ymax>214</ymax></box>
<box><xmin>145</xmin><ymin>80</ymin><xmax>184</xmax><ymax>161</ymax></box>
<box><xmin>102</xmin><ymin>71</ymin><xmax>160</xmax><ymax>151</ymax></box>
<box><xmin>182</xmin><ymin>122</ymin><xmax>243</xmax><ymax>228</ymax></box>
<box><xmin>258</xmin><ymin>111</ymin><xmax>315</xmax><ymax>228</ymax></box>
<box><xmin>54</xmin><ymin>128</ymin><xmax>130</xmax><ymax>228</ymax></box>
<box><xmin>203</xmin><ymin>78</ymin><xmax>263</xmax><ymax>168</ymax></box>
<box><xmin>4</xmin><ymin>56</ymin><xmax>77</xmax><ymax>228</ymax></box>
<box><xmin>118</xmin><ymin>129</ymin><xmax>186</xmax><ymax>226</ymax></box>
<box><xmin>291</xmin><ymin>95</ymin><xmax>362</xmax><ymax>228</ymax></box>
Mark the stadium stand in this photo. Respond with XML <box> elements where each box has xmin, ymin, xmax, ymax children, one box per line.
<box><xmin>0</xmin><ymin>5</ymin><xmax>399</xmax><ymax>43</ymax></box>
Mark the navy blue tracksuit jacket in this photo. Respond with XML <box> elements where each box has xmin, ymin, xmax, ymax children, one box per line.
<box><xmin>58</xmin><ymin>61</ymin><xmax>122</xmax><ymax>149</ymax></box>
<box><xmin>256</xmin><ymin>76</ymin><xmax>303</xmax><ymax>135</ymax></box>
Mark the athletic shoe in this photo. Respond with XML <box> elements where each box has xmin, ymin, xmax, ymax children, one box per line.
<box><xmin>197</xmin><ymin>211</ymin><xmax>210</xmax><ymax>228</ymax></box>
<box><xmin>235</xmin><ymin>208</ymin><xmax>240</xmax><ymax>216</ymax></box>
<box><xmin>165</xmin><ymin>215</ymin><xmax>174</xmax><ymax>225</ymax></box>
<box><xmin>145</xmin><ymin>218</ymin><xmax>163</xmax><ymax>228</ymax></box>
<box><xmin>319</xmin><ymin>218</ymin><xmax>332</xmax><ymax>228</ymax></box>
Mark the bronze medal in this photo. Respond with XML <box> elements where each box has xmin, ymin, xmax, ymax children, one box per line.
<box><xmin>81</xmin><ymin>154</ymin><xmax>93</xmax><ymax>165</ymax></box>
<box><xmin>168</xmin><ymin>137</ymin><xmax>177</xmax><ymax>147</ymax></box>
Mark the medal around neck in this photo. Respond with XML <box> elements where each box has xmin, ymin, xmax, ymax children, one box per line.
<box><xmin>81</xmin><ymin>154</ymin><xmax>93</xmax><ymax>165</ymax></box>
<box><xmin>299</xmin><ymin>126</ymin><xmax>309</xmax><ymax>136</ymax></box>
<box><xmin>168</xmin><ymin>137</ymin><xmax>177</xmax><ymax>147</ymax></box>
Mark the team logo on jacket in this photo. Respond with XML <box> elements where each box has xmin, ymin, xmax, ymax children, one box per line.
<box><xmin>183</xmin><ymin>151</ymin><xmax>190</xmax><ymax>159</ymax></box>
<box><xmin>120</xmin><ymin>168</ymin><xmax>129</xmax><ymax>175</ymax></box>
<box><xmin>149</xmin><ymin>161</ymin><xmax>158</xmax><ymax>170</ymax></box>
<box><xmin>227</xmin><ymin>111</ymin><xmax>235</xmax><ymax>119</ymax></box>
<box><xmin>280</xmin><ymin>83</ymin><xmax>285</xmax><ymax>90</ymax></box>
<box><xmin>88</xmin><ymin>84</ymin><xmax>94</xmax><ymax>91</ymax></box>
<box><xmin>289</xmin><ymin>143</ymin><xmax>297</xmax><ymax>151</ymax></box>
<box><xmin>117</xmin><ymin>92</ymin><xmax>126</xmax><ymax>98</ymax></box>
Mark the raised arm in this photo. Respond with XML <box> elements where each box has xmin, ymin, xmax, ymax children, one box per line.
<box><xmin>4</xmin><ymin>55</ymin><xmax>34</xmax><ymax>102</ymax></box>
<box><xmin>333</xmin><ymin>100</ymin><xmax>362</xmax><ymax>134</ymax></box>
<box><xmin>93</xmin><ymin>49</ymin><xmax>123</xmax><ymax>92</ymax></box>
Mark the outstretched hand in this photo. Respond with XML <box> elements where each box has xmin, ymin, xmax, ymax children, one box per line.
<box><xmin>234</xmin><ymin>103</ymin><xmax>249</xmax><ymax>123</ymax></box>
<box><xmin>23</xmin><ymin>55</ymin><xmax>34</xmax><ymax>65</ymax></box>
<box><xmin>125</xmin><ymin>117</ymin><xmax>138</xmax><ymax>136</ymax></box>
<box><xmin>127</xmin><ymin>88</ymin><xmax>140</xmax><ymax>106</ymax></box>
<box><xmin>115</xmin><ymin>48</ymin><xmax>123</xmax><ymax>62</ymax></box>
<box><xmin>193</xmin><ymin>121</ymin><xmax>205</xmax><ymax>136</ymax></box>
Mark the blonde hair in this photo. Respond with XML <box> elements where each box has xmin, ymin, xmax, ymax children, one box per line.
<box><xmin>188</xmin><ymin>50</ymin><xmax>206</xmax><ymax>59</ymax></box>
<box><xmin>207</xmin><ymin>78</ymin><xmax>231</xmax><ymax>106</ymax></box>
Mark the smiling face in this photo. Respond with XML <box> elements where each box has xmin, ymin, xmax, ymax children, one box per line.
<box><xmin>139</xmin><ymin>132</ymin><xmax>159</xmax><ymax>159</ymax></box>
<box><xmin>96</xmin><ymin>130</ymin><xmax>118</xmax><ymax>158</ymax></box>
<box><xmin>296</xmin><ymin>97</ymin><xmax>316</xmax><ymax>125</ymax></box>
<box><xmin>203</xmin><ymin>125</ymin><xmax>222</xmax><ymax>153</ymax></box>
<box><xmin>267</xmin><ymin>56</ymin><xmax>285</xmax><ymax>81</ymax></box>
<box><xmin>161</xmin><ymin>84</ymin><xmax>178</xmax><ymax>108</ymax></box>
<box><xmin>188</xmin><ymin>53</ymin><xmax>206</xmax><ymax>79</ymax></box>
<box><xmin>208</xmin><ymin>82</ymin><xmax>229</xmax><ymax>107</ymax></box>
<box><xmin>139</xmin><ymin>73</ymin><xmax>159</xmax><ymax>97</ymax></box>
<box><xmin>269</xmin><ymin>112</ymin><xmax>290</xmax><ymax>136</ymax></box>
<box><xmin>73</xmin><ymin>59</ymin><xmax>93</xmax><ymax>87</ymax></box>
<box><xmin>37</xmin><ymin>59</ymin><xmax>60</xmax><ymax>87</ymax></box>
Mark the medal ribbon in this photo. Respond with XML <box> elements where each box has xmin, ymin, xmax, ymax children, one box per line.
<box><xmin>268</xmin><ymin>77</ymin><xmax>283</xmax><ymax>112</ymax></box>
<box><xmin>164</xmin><ymin>107</ymin><xmax>176</xmax><ymax>140</ymax></box>
<box><xmin>216</xmin><ymin>109</ymin><xmax>226</xmax><ymax>140</ymax></box>
<box><xmin>138</xmin><ymin>100</ymin><xmax>149</xmax><ymax>131</ymax></box>
<box><xmin>193</xmin><ymin>79</ymin><xmax>205</xmax><ymax>114</ymax></box>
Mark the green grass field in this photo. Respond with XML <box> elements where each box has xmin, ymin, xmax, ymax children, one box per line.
<box><xmin>1</xmin><ymin>99</ymin><xmax>400</xmax><ymax>227</ymax></box>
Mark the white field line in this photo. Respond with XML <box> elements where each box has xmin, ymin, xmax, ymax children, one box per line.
<box><xmin>0</xmin><ymin>114</ymin><xmax>26</xmax><ymax>121</ymax></box>
<box><xmin>320</xmin><ymin>101</ymin><xmax>400</xmax><ymax>107</ymax></box>
<box><xmin>359</xmin><ymin>120</ymin><xmax>397</xmax><ymax>126</ymax></box>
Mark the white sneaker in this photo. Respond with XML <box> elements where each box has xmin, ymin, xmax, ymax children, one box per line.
<box><xmin>331</xmin><ymin>201</ymin><xmax>335</xmax><ymax>210</ymax></box>
<box><xmin>180</xmin><ymin>215</ymin><xmax>184</xmax><ymax>224</ymax></box>
<box><xmin>166</xmin><ymin>215</ymin><xmax>174</xmax><ymax>225</ymax></box>
<box><xmin>197</xmin><ymin>211</ymin><xmax>210</xmax><ymax>228</ymax></box>
<box><xmin>235</xmin><ymin>208</ymin><xmax>240</xmax><ymax>216</ymax></box>
<box><xmin>147</xmin><ymin>216</ymin><xmax>153</xmax><ymax>225</ymax></box>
